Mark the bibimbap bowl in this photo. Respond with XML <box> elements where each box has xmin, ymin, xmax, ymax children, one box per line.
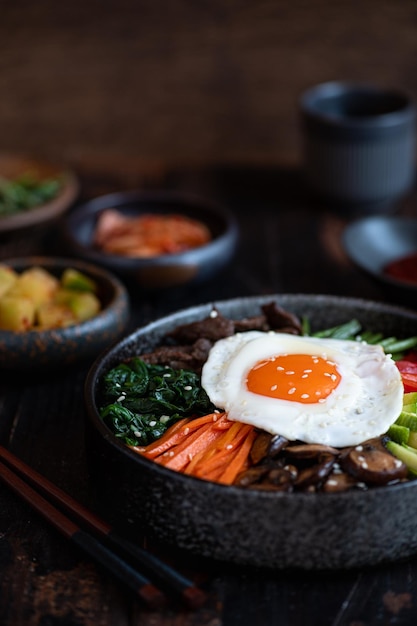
<box><xmin>85</xmin><ymin>294</ymin><xmax>417</xmax><ymax>570</ymax></box>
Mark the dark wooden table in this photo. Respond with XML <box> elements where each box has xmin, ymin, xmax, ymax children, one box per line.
<box><xmin>1</xmin><ymin>162</ymin><xmax>416</xmax><ymax>626</ymax></box>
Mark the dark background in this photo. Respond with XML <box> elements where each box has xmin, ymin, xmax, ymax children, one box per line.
<box><xmin>2</xmin><ymin>0</ymin><xmax>417</xmax><ymax>182</ymax></box>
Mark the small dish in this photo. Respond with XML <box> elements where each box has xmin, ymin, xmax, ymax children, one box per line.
<box><xmin>0</xmin><ymin>153</ymin><xmax>79</xmax><ymax>234</ymax></box>
<box><xmin>0</xmin><ymin>256</ymin><xmax>130</xmax><ymax>370</ymax></box>
<box><xmin>85</xmin><ymin>294</ymin><xmax>417</xmax><ymax>570</ymax></box>
<box><xmin>343</xmin><ymin>216</ymin><xmax>417</xmax><ymax>304</ymax></box>
<box><xmin>60</xmin><ymin>190</ymin><xmax>238</xmax><ymax>289</ymax></box>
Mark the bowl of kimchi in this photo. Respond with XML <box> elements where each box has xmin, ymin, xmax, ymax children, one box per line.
<box><xmin>61</xmin><ymin>190</ymin><xmax>238</xmax><ymax>289</ymax></box>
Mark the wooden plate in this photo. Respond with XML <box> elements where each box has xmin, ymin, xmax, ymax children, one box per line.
<box><xmin>0</xmin><ymin>153</ymin><xmax>79</xmax><ymax>234</ymax></box>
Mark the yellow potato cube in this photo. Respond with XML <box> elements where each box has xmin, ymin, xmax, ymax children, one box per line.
<box><xmin>0</xmin><ymin>265</ymin><xmax>18</xmax><ymax>298</ymax></box>
<box><xmin>0</xmin><ymin>295</ymin><xmax>35</xmax><ymax>331</ymax></box>
<box><xmin>8</xmin><ymin>267</ymin><xmax>59</xmax><ymax>308</ymax></box>
<box><xmin>37</xmin><ymin>302</ymin><xmax>77</xmax><ymax>329</ymax></box>
<box><xmin>55</xmin><ymin>289</ymin><xmax>100</xmax><ymax>322</ymax></box>
<box><xmin>61</xmin><ymin>268</ymin><xmax>97</xmax><ymax>292</ymax></box>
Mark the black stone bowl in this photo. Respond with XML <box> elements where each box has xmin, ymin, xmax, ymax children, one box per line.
<box><xmin>343</xmin><ymin>216</ymin><xmax>417</xmax><ymax>306</ymax></box>
<box><xmin>0</xmin><ymin>256</ymin><xmax>130</xmax><ymax>370</ymax></box>
<box><xmin>85</xmin><ymin>294</ymin><xmax>417</xmax><ymax>570</ymax></box>
<box><xmin>60</xmin><ymin>190</ymin><xmax>238</xmax><ymax>289</ymax></box>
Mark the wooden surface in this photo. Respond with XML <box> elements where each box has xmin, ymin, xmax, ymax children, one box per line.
<box><xmin>0</xmin><ymin>162</ymin><xmax>417</xmax><ymax>625</ymax></box>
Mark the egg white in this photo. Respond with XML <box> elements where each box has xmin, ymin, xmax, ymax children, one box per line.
<box><xmin>201</xmin><ymin>331</ymin><xmax>403</xmax><ymax>447</ymax></box>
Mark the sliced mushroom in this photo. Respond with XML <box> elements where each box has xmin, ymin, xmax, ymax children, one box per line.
<box><xmin>285</xmin><ymin>443</ymin><xmax>339</xmax><ymax>460</ymax></box>
<box><xmin>268</xmin><ymin>434</ymin><xmax>289</xmax><ymax>457</ymax></box>
<box><xmin>322</xmin><ymin>472</ymin><xmax>362</xmax><ymax>493</ymax></box>
<box><xmin>340</xmin><ymin>439</ymin><xmax>408</xmax><ymax>485</ymax></box>
<box><xmin>234</xmin><ymin>465</ymin><xmax>271</xmax><ymax>487</ymax></box>
<box><xmin>250</xmin><ymin>432</ymin><xmax>274</xmax><ymax>464</ymax></box>
<box><xmin>265</xmin><ymin>467</ymin><xmax>295</xmax><ymax>491</ymax></box>
<box><xmin>294</xmin><ymin>454</ymin><xmax>336</xmax><ymax>489</ymax></box>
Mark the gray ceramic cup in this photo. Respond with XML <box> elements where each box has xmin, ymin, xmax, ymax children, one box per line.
<box><xmin>300</xmin><ymin>81</ymin><xmax>416</xmax><ymax>212</ymax></box>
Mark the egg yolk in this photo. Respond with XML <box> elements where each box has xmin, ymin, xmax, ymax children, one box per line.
<box><xmin>246</xmin><ymin>353</ymin><xmax>341</xmax><ymax>404</ymax></box>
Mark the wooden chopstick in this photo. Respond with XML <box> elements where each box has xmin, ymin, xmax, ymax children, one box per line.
<box><xmin>0</xmin><ymin>445</ymin><xmax>207</xmax><ymax>609</ymax></box>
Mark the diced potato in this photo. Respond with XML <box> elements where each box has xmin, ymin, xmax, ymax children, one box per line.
<box><xmin>0</xmin><ymin>265</ymin><xmax>18</xmax><ymax>298</ymax></box>
<box><xmin>61</xmin><ymin>268</ymin><xmax>97</xmax><ymax>293</ymax></box>
<box><xmin>8</xmin><ymin>267</ymin><xmax>59</xmax><ymax>307</ymax></box>
<box><xmin>0</xmin><ymin>295</ymin><xmax>35</xmax><ymax>331</ymax></box>
<box><xmin>36</xmin><ymin>302</ymin><xmax>77</xmax><ymax>329</ymax></box>
<box><xmin>55</xmin><ymin>289</ymin><xmax>100</xmax><ymax>322</ymax></box>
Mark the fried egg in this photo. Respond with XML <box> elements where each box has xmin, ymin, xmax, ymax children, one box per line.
<box><xmin>201</xmin><ymin>331</ymin><xmax>403</xmax><ymax>447</ymax></box>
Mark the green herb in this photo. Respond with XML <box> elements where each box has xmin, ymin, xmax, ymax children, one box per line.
<box><xmin>312</xmin><ymin>319</ymin><xmax>417</xmax><ymax>359</ymax></box>
<box><xmin>0</xmin><ymin>172</ymin><xmax>62</xmax><ymax>217</ymax></box>
<box><xmin>99</xmin><ymin>358</ymin><xmax>215</xmax><ymax>446</ymax></box>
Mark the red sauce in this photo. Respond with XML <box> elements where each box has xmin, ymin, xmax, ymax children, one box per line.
<box><xmin>384</xmin><ymin>251</ymin><xmax>417</xmax><ymax>285</ymax></box>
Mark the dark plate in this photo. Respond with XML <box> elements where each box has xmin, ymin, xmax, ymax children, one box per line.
<box><xmin>61</xmin><ymin>190</ymin><xmax>238</xmax><ymax>289</ymax></box>
<box><xmin>85</xmin><ymin>294</ymin><xmax>417</xmax><ymax>570</ymax></box>
<box><xmin>343</xmin><ymin>216</ymin><xmax>417</xmax><ymax>304</ymax></box>
<box><xmin>0</xmin><ymin>256</ymin><xmax>130</xmax><ymax>370</ymax></box>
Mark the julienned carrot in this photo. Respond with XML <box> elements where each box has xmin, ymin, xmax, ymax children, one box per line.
<box><xmin>136</xmin><ymin>411</ymin><xmax>256</xmax><ymax>486</ymax></box>
<box><xmin>139</xmin><ymin>413</ymin><xmax>227</xmax><ymax>459</ymax></box>
<box><xmin>189</xmin><ymin>422</ymin><xmax>253</xmax><ymax>475</ymax></box>
<box><xmin>132</xmin><ymin>417</ymin><xmax>191</xmax><ymax>458</ymax></box>
<box><xmin>191</xmin><ymin>424</ymin><xmax>254</xmax><ymax>481</ymax></box>
<box><xmin>161</xmin><ymin>424</ymin><xmax>225</xmax><ymax>471</ymax></box>
<box><xmin>216</xmin><ymin>429</ymin><xmax>257</xmax><ymax>484</ymax></box>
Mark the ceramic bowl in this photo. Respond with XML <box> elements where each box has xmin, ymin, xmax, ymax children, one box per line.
<box><xmin>0</xmin><ymin>153</ymin><xmax>79</xmax><ymax>234</ymax></box>
<box><xmin>85</xmin><ymin>294</ymin><xmax>417</xmax><ymax>570</ymax></box>
<box><xmin>343</xmin><ymin>216</ymin><xmax>417</xmax><ymax>305</ymax></box>
<box><xmin>0</xmin><ymin>256</ymin><xmax>130</xmax><ymax>370</ymax></box>
<box><xmin>60</xmin><ymin>190</ymin><xmax>238</xmax><ymax>289</ymax></box>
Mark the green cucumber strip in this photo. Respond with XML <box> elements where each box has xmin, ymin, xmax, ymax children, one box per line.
<box><xmin>395</xmin><ymin>411</ymin><xmax>417</xmax><ymax>432</ymax></box>
<box><xmin>408</xmin><ymin>431</ymin><xmax>417</xmax><ymax>449</ymax></box>
<box><xmin>386</xmin><ymin>441</ymin><xmax>417</xmax><ymax>472</ymax></box>
<box><xmin>403</xmin><ymin>391</ymin><xmax>417</xmax><ymax>408</ymax></box>
<box><xmin>388</xmin><ymin>423</ymin><xmax>410</xmax><ymax>445</ymax></box>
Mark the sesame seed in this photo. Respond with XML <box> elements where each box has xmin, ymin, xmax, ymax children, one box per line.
<box><xmin>271</xmin><ymin>384</ymin><xmax>278</xmax><ymax>391</ymax></box>
<box><xmin>163</xmin><ymin>373</ymin><xmax>171</xmax><ymax>378</ymax></box>
<box><xmin>288</xmin><ymin>387</ymin><xmax>296</xmax><ymax>395</ymax></box>
<box><xmin>276</xmin><ymin>366</ymin><xmax>284</xmax><ymax>371</ymax></box>
<box><xmin>117</xmin><ymin>395</ymin><xmax>125</xmax><ymax>402</ymax></box>
<box><xmin>226</xmin><ymin>444</ymin><xmax>233</xmax><ymax>450</ymax></box>
<box><xmin>133</xmin><ymin>431</ymin><xmax>142</xmax><ymax>437</ymax></box>
<box><xmin>327</xmin><ymin>479</ymin><xmax>338</xmax><ymax>486</ymax></box>
<box><xmin>183</xmin><ymin>427</ymin><xmax>190</xmax><ymax>435</ymax></box>
<box><xmin>286</xmin><ymin>371</ymin><xmax>295</xmax><ymax>375</ymax></box>
<box><xmin>301</xmin><ymin>393</ymin><xmax>309</xmax><ymax>399</ymax></box>
<box><xmin>304</xmin><ymin>369</ymin><xmax>312</xmax><ymax>373</ymax></box>
<box><xmin>301</xmin><ymin>374</ymin><xmax>309</xmax><ymax>378</ymax></box>
<box><xmin>184</xmin><ymin>385</ymin><xmax>192</xmax><ymax>391</ymax></box>
<box><xmin>149</xmin><ymin>421</ymin><xmax>156</xmax><ymax>427</ymax></box>
<box><xmin>210</xmin><ymin>310</ymin><xmax>218</xmax><ymax>318</ymax></box>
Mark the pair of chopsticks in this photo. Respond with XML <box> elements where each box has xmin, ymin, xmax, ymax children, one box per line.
<box><xmin>0</xmin><ymin>445</ymin><xmax>206</xmax><ymax>610</ymax></box>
